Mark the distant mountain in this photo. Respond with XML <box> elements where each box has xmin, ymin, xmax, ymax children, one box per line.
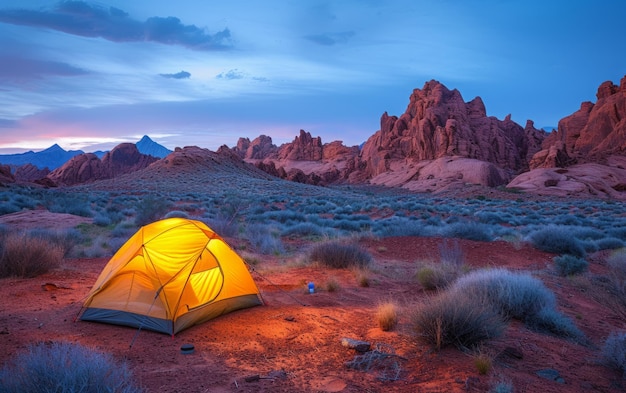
<box><xmin>0</xmin><ymin>144</ymin><xmax>84</xmax><ymax>170</ymax></box>
<box><xmin>0</xmin><ymin>135</ymin><xmax>170</xmax><ymax>171</ymax></box>
<box><xmin>136</xmin><ymin>135</ymin><xmax>172</xmax><ymax>158</ymax></box>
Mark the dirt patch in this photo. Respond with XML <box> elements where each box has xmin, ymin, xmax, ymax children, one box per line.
<box><xmin>0</xmin><ymin>235</ymin><xmax>624</xmax><ymax>392</ymax></box>
<box><xmin>0</xmin><ymin>209</ymin><xmax>92</xmax><ymax>232</ymax></box>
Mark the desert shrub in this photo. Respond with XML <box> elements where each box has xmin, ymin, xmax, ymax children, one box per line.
<box><xmin>553</xmin><ymin>254</ymin><xmax>588</xmax><ymax>276</ymax></box>
<box><xmin>308</xmin><ymin>241</ymin><xmax>372</xmax><ymax>269</ymax></box>
<box><xmin>474</xmin><ymin>352</ymin><xmax>492</xmax><ymax>375</ymax></box>
<box><xmin>441</xmin><ymin>221</ymin><xmax>493</xmax><ymax>242</ymax></box>
<box><xmin>325</xmin><ymin>279</ymin><xmax>340</xmax><ymax>292</ymax></box>
<box><xmin>0</xmin><ymin>233</ymin><xmax>63</xmax><ymax>278</ymax></box>
<box><xmin>439</xmin><ymin>239</ymin><xmax>466</xmax><ymax>266</ymax></box>
<box><xmin>354</xmin><ymin>269</ymin><xmax>371</xmax><ymax>287</ymax></box>
<box><xmin>595</xmin><ymin>237</ymin><xmax>625</xmax><ymax>251</ymax></box>
<box><xmin>607</xmin><ymin>249</ymin><xmax>626</xmax><ymax>298</ymax></box>
<box><xmin>134</xmin><ymin>195</ymin><xmax>170</xmax><ymax>226</ymax></box>
<box><xmin>281</xmin><ymin>222</ymin><xmax>328</xmax><ymax>238</ymax></box>
<box><xmin>204</xmin><ymin>214</ymin><xmax>239</xmax><ymax>238</ymax></box>
<box><xmin>601</xmin><ymin>331</ymin><xmax>626</xmax><ymax>378</ymax></box>
<box><xmin>28</xmin><ymin>228</ymin><xmax>79</xmax><ymax>257</ymax></box>
<box><xmin>452</xmin><ymin>269</ymin><xmax>556</xmax><ymax>320</ymax></box>
<box><xmin>416</xmin><ymin>266</ymin><xmax>449</xmax><ymax>290</ymax></box>
<box><xmin>411</xmin><ymin>290</ymin><xmax>505</xmax><ymax>350</ymax></box>
<box><xmin>451</xmin><ymin>268</ymin><xmax>585</xmax><ymax>342</ymax></box>
<box><xmin>0</xmin><ymin>341</ymin><xmax>144</xmax><ymax>393</ymax></box>
<box><xmin>415</xmin><ymin>261</ymin><xmax>461</xmax><ymax>291</ymax></box>
<box><xmin>526</xmin><ymin>307</ymin><xmax>586</xmax><ymax>341</ymax></box>
<box><xmin>528</xmin><ymin>226</ymin><xmax>586</xmax><ymax>257</ymax></box>
<box><xmin>244</xmin><ymin>223</ymin><xmax>284</xmax><ymax>255</ymax></box>
<box><xmin>376</xmin><ymin>302</ymin><xmax>398</xmax><ymax>331</ymax></box>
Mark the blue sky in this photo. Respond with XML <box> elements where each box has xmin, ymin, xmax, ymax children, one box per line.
<box><xmin>0</xmin><ymin>0</ymin><xmax>625</xmax><ymax>154</ymax></box>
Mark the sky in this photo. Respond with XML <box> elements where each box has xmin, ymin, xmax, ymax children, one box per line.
<box><xmin>0</xmin><ymin>0</ymin><xmax>625</xmax><ymax>154</ymax></box>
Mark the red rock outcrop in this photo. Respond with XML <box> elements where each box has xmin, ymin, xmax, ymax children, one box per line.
<box><xmin>47</xmin><ymin>144</ymin><xmax>157</xmax><ymax>186</ymax></box>
<box><xmin>358</xmin><ymin>80</ymin><xmax>547</xmax><ymax>183</ymax></box>
<box><xmin>530</xmin><ymin>75</ymin><xmax>626</xmax><ymax>168</ymax></box>
<box><xmin>0</xmin><ymin>164</ymin><xmax>14</xmax><ymax>185</ymax></box>
<box><xmin>233</xmin><ymin>135</ymin><xmax>277</xmax><ymax>159</ymax></box>
<box><xmin>276</xmin><ymin>130</ymin><xmax>323</xmax><ymax>160</ymax></box>
<box><xmin>14</xmin><ymin>164</ymin><xmax>50</xmax><ymax>182</ymax></box>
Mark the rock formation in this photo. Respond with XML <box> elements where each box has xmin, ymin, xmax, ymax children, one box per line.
<box><xmin>14</xmin><ymin>164</ymin><xmax>50</xmax><ymax>182</ymax></box>
<box><xmin>0</xmin><ymin>164</ymin><xmax>14</xmax><ymax>185</ymax></box>
<box><xmin>358</xmin><ymin>80</ymin><xmax>546</xmax><ymax>183</ymax></box>
<box><xmin>47</xmin><ymin>143</ymin><xmax>157</xmax><ymax>186</ymax></box>
<box><xmin>530</xmin><ymin>75</ymin><xmax>626</xmax><ymax>168</ymax></box>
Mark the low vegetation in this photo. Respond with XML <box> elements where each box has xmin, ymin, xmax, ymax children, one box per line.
<box><xmin>0</xmin><ymin>232</ymin><xmax>64</xmax><ymax>278</ymax></box>
<box><xmin>376</xmin><ymin>301</ymin><xmax>399</xmax><ymax>331</ymax></box>
<box><xmin>308</xmin><ymin>241</ymin><xmax>372</xmax><ymax>269</ymax></box>
<box><xmin>553</xmin><ymin>254</ymin><xmax>588</xmax><ymax>276</ymax></box>
<box><xmin>0</xmin><ymin>341</ymin><xmax>144</xmax><ymax>393</ymax></box>
<box><xmin>601</xmin><ymin>331</ymin><xmax>626</xmax><ymax>378</ymax></box>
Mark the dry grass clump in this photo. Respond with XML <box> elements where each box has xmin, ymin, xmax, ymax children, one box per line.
<box><xmin>376</xmin><ymin>302</ymin><xmax>399</xmax><ymax>331</ymax></box>
<box><xmin>474</xmin><ymin>352</ymin><xmax>492</xmax><ymax>375</ymax></box>
<box><xmin>308</xmin><ymin>241</ymin><xmax>372</xmax><ymax>269</ymax></box>
<box><xmin>325</xmin><ymin>279</ymin><xmax>340</xmax><ymax>292</ymax></box>
<box><xmin>601</xmin><ymin>331</ymin><xmax>626</xmax><ymax>378</ymax></box>
<box><xmin>354</xmin><ymin>268</ymin><xmax>371</xmax><ymax>287</ymax></box>
<box><xmin>411</xmin><ymin>291</ymin><xmax>505</xmax><ymax>350</ymax></box>
<box><xmin>0</xmin><ymin>233</ymin><xmax>63</xmax><ymax>278</ymax></box>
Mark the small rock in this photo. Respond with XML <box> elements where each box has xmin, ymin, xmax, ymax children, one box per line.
<box><xmin>284</xmin><ymin>316</ymin><xmax>295</xmax><ymax>322</ymax></box>
<box><xmin>341</xmin><ymin>337</ymin><xmax>371</xmax><ymax>352</ymax></box>
<box><xmin>536</xmin><ymin>369</ymin><xmax>565</xmax><ymax>384</ymax></box>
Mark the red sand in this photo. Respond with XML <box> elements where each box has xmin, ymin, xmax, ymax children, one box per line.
<box><xmin>0</xmin><ymin>213</ymin><xmax>624</xmax><ymax>392</ymax></box>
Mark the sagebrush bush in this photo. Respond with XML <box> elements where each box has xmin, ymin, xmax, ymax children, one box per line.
<box><xmin>244</xmin><ymin>223</ymin><xmax>284</xmax><ymax>255</ymax></box>
<box><xmin>376</xmin><ymin>302</ymin><xmax>398</xmax><ymax>331</ymax></box>
<box><xmin>452</xmin><ymin>269</ymin><xmax>556</xmax><ymax>320</ymax></box>
<box><xmin>134</xmin><ymin>195</ymin><xmax>170</xmax><ymax>226</ymax></box>
<box><xmin>442</xmin><ymin>221</ymin><xmax>493</xmax><ymax>242</ymax></box>
<box><xmin>553</xmin><ymin>254</ymin><xmax>588</xmax><ymax>276</ymax></box>
<box><xmin>416</xmin><ymin>265</ymin><xmax>456</xmax><ymax>290</ymax></box>
<box><xmin>451</xmin><ymin>268</ymin><xmax>585</xmax><ymax>342</ymax></box>
<box><xmin>0</xmin><ymin>233</ymin><xmax>63</xmax><ymax>278</ymax></box>
<box><xmin>411</xmin><ymin>291</ymin><xmax>505</xmax><ymax>350</ymax></box>
<box><xmin>0</xmin><ymin>341</ymin><xmax>144</xmax><ymax>393</ymax></box>
<box><xmin>308</xmin><ymin>241</ymin><xmax>372</xmax><ymax>269</ymax></box>
<box><xmin>528</xmin><ymin>226</ymin><xmax>586</xmax><ymax>257</ymax></box>
<box><xmin>601</xmin><ymin>331</ymin><xmax>626</xmax><ymax>378</ymax></box>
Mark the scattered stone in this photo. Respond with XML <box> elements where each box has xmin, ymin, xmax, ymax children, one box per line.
<box><xmin>341</xmin><ymin>337</ymin><xmax>371</xmax><ymax>352</ymax></box>
<box><xmin>284</xmin><ymin>316</ymin><xmax>295</xmax><ymax>322</ymax></box>
<box><xmin>180</xmin><ymin>344</ymin><xmax>195</xmax><ymax>355</ymax></box>
<box><xmin>536</xmin><ymin>369</ymin><xmax>565</xmax><ymax>384</ymax></box>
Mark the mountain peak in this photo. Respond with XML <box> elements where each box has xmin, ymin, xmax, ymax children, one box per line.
<box><xmin>135</xmin><ymin>135</ymin><xmax>172</xmax><ymax>159</ymax></box>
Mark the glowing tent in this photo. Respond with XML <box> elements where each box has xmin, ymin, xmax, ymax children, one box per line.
<box><xmin>79</xmin><ymin>218</ymin><xmax>262</xmax><ymax>335</ymax></box>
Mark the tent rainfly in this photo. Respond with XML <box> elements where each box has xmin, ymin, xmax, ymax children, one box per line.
<box><xmin>79</xmin><ymin>218</ymin><xmax>262</xmax><ymax>335</ymax></box>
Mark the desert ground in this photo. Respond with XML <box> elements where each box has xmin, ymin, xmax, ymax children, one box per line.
<box><xmin>1</xmin><ymin>203</ymin><xmax>625</xmax><ymax>392</ymax></box>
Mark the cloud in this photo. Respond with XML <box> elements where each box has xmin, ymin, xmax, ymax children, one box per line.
<box><xmin>304</xmin><ymin>31</ymin><xmax>355</xmax><ymax>46</ymax></box>
<box><xmin>0</xmin><ymin>1</ymin><xmax>232</xmax><ymax>50</ymax></box>
<box><xmin>159</xmin><ymin>70</ymin><xmax>191</xmax><ymax>79</ymax></box>
<box><xmin>0</xmin><ymin>55</ymin><xmax>89</xmax><ymax>82</ymax></box>
<box><xmin>216</xmin><ymin>69</ymin><xmax>244</xmax><ymax>80</ymax></box>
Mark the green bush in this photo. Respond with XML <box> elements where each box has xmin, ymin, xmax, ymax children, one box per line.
<box><xmin>411</xmin><ymin>290</ymin><xmax>505</xmax><ymax>350</ymax></box>
<box><xmin>0</xmin><ymin>233</ymin><xmax>63</xmax><ymax>278</ymax></box>
<box><xmin>0</xmin><ymin>341</ymin><xmax>144</xmax><ymax>393</ymax></box>
<box><xmin>308</xmin><ymin>241</ymin><xmax>372</xmax><ymax>269</ymax></box>
<box><xmin>601</xmin><ymin>331</ymin><xmax>626</xmax><ymax>378</ymax></box>
<box><xmin>553</xmin><ymin>254</ymin><xmax>588</xmax><ymax>276</ymax></box>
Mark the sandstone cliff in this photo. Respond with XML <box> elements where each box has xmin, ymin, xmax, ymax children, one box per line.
<box><xmin>47</xmin><ymin>143</ymin><xmax>157</xmax><ymax>186</ymax></box>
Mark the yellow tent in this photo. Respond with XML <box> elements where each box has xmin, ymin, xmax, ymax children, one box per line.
<box><xmin>80</xmin><ymin>218</ymin><xmax>262</xmax><ymax>335</ymax></box>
